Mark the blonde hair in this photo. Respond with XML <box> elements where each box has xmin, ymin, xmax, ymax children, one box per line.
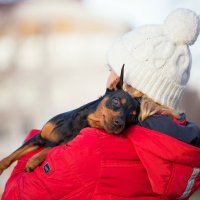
<box><xmin>123</xmin><ymin>83</ymin><xmax>180</xmax><ymax>121</ymax></box>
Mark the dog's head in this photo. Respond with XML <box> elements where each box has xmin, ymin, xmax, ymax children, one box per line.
<box><xmin>88</xmin><ymin>65</ymin><xmax>140</xmax><ymax>134</ymax></box>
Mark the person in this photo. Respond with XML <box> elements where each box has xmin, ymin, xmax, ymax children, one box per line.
<box><xmin>2</xmin><ymin>8</ymin><xmax>200</xmax><ymax>200</ymax></box>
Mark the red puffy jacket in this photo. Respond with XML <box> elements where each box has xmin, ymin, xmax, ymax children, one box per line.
<box><xmin>2</xmin><ymin>115</ymin><xmax>200</xmax><ymax>200</ymax></box>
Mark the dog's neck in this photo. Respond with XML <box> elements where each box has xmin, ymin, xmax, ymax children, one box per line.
<box><xmin>71</xmin><ymin>98</ymin><xmax>103</xmax><ymax>134</ymax></box>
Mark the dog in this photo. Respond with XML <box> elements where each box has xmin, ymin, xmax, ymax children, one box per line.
<box><xmin>0</xmin><ymin>65</ymin><xmax>140</xmax><ymax>174</ymax></box>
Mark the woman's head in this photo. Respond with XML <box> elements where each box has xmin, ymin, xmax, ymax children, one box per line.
<box><xmin>106</xmin><ymin>8</ymin><xmax>200</xmax><ymax>111</ymax></box>
<box><xmin>106</xmin><ymin>69</ymin><xmax>180</xmax><ymax>121</ymax></box>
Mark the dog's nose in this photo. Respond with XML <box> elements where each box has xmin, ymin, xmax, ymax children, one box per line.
<box><xmin>113</xmin><ymin>118</ymin><xmax>124</xmax><ymax>128</ymax></box>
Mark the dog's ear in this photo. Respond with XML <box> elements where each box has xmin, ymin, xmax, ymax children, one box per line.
<box><xmin>116</xmin><ymin>64</ymin><xmax>124</xmax><ymax>89</ymax></box>
<box><xmin>106</xmin><ymin>77</ymin><xmax>120</xmax><ymax>93</ymax></box>
<box><xmin>105</xmin><ymin>64</ymin><xmax>124</xmax><ymax>94</ymax></box>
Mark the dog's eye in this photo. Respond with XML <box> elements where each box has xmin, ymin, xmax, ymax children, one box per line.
<box><xmin>112</xmin><ymin>97</ymin><xmax>120</xmax><ymax>108</ymax></box>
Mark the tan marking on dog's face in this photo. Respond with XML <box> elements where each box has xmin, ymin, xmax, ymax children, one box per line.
<box><xmin>87</xmin><ymin>97</ymin><xmax>124</xmax><ymax>134</ymax></box>
<box><xmin>131</xmin><ymin>111</ymin><xmax>137</xmax><ymax>115</ymax></box>
<box><xmin>87</xmin><ymin>97</ymin><xmax>108</xmax><ymax>129</ymax></box>
<box><xmin>121</xmin><ymin>98</ymin><xmax>127</xmax><ymax>105</ymax></box>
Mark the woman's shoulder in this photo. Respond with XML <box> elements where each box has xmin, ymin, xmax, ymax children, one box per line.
<box><xmin>137</xmin><ymin>113</ymin><xmax>200</xmax><ymax>147</ymax></box>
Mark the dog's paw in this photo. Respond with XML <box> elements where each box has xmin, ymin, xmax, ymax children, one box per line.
<box><xmin>24</xmin><ymin>158</ymin><xmax>39</xmax><ymax>172</ymax></box>
<box><xmin>24</xmin><ymin>154</ymin><xmax>45</xmax><ymax>172</ymax></box>
<box><xmin>24</xmin><ymin>165</ymin><xmax>34</xmax><ymax>172</ymax></box>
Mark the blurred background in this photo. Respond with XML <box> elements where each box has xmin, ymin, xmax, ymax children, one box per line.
<box><xmin>0</xmin><ymin>0</ymin><xmax>199</xmax><ymax>199</ymax></box>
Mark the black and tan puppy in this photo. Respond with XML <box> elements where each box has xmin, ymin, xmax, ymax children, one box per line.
<box><xmin>0</xmin><ymin>65</ymin><xmax>139</xmax><ymax>174</ymax></box>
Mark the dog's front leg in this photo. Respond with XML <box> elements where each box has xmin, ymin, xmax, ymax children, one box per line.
<box><xmin>0</xmin><ymin>143</ymin><xmax>40</xmax><ymax>175</ymax></box>
<box><xmin>24</xmin><ymin>147</ymin><xmax>52</xmax><ymax>172</ymax></box>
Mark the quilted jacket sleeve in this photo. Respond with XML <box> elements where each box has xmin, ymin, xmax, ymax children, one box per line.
<box><xmin>2</xmin><ymin>128</ymin><xmax>101</xmax><ymax>200</ymax></box>
<box><xmin>127</xmin><ymin>126</ymin><xmax>200</xmax><ymax>199</ymax></box>
<box><xmin>2</xmin><ymin>130</ymin><xmax>52</xmax><ymax>200</ymax></box>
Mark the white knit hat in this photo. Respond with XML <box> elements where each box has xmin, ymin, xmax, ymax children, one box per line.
<box><xmin>107</xmin><ymin>8</ymin><xmax>200</xmax><ymax>110</ymax></box>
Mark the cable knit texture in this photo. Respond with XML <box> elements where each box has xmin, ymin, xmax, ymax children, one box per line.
<box><xmin>107</xmin><ymin>8</ymin><xmax>200</xmax><ymax>110</ymax></box>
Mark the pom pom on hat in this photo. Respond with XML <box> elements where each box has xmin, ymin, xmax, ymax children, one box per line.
<box><xmin>163</xmin><ymin>8</ymin><xmax>200</xmax><ymax>45</ymax></box>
